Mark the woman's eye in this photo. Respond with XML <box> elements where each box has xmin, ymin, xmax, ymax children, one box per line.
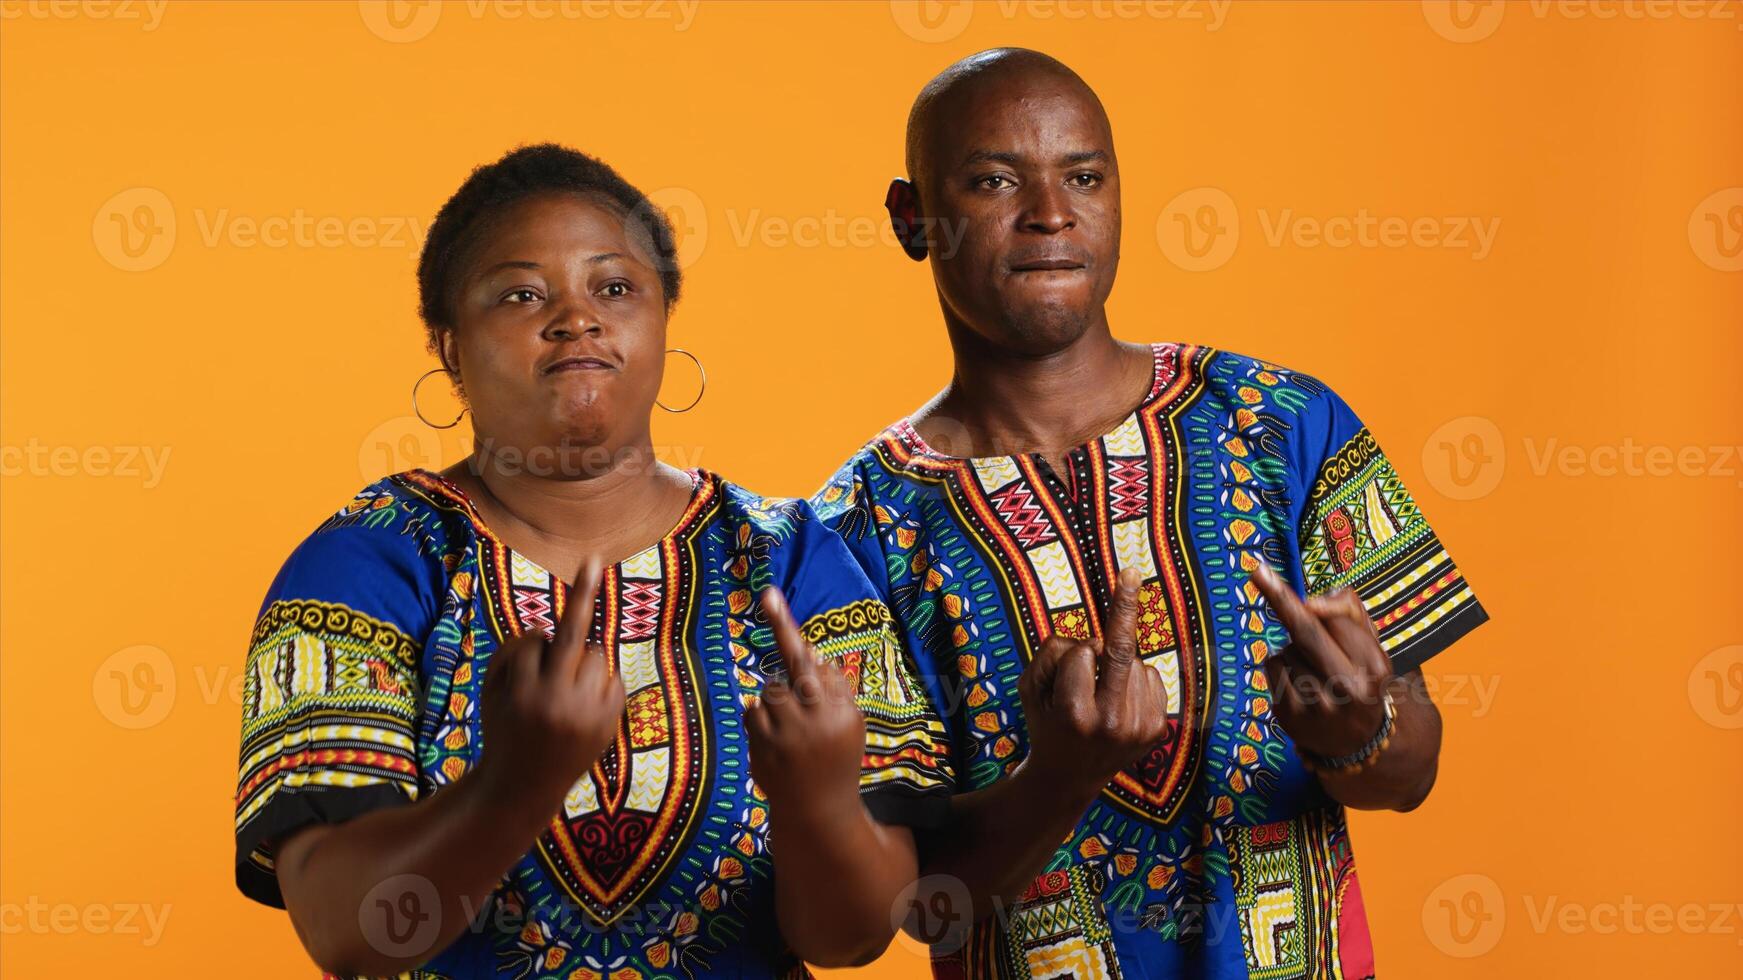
<box><xmin>503</xmin><ymin>288</ymin><xmax>541</xmax><ymax>304</ymax></box>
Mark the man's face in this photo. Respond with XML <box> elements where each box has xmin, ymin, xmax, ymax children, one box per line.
<box><xmin>919</xmin><ymin>72</ymin><xmax>1120</xmax><ymax>355</ymax></box>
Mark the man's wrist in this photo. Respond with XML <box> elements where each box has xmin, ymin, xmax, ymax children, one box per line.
<box><xmin>765</xmin><ymin>777</ymin><xmax>866</xmax><ymax>832</ymax></box>
<box><xmin>1011</xmin><ymin>753</ymin><xmax>1105</xmax><ymax>820</ymax></box>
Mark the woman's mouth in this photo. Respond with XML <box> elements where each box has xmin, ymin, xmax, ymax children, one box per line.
<box><xmin>543</xmin><ymin>356</ymin><xmax>615</xmax><ymax>375</ymax></box>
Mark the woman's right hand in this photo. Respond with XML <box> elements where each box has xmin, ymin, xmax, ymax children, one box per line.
<box><xmin>477</xmin><ymin>560</ymin><xmax>626</xmax><ymax>816</ymax></box>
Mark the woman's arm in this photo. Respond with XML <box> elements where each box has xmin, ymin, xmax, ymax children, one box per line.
<box><xmin>274</xmin><ymin>756</ymin><xmax>564</xmax><ymax>974</ymax></box>
<box><xmin>274</xmin><ymin>564</ymin><xmax>625</xmax><ymax>975</ymax></box>
<box><xmin>745</xmin><ymin>588</ymin><xmax>923</xmax><ymax>967</ymax></box>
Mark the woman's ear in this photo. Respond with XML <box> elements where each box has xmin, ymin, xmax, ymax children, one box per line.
<box><xmin>437</xmin><ymin>329</ymin><xmax>461</xmax><ymax>377</ymax></box>
<box><xmin>885</xmin><ymin>178</ymin><xmax>928</xmax><ymax>262</ymax></box>
<box><xmin>437</xmin><ymin>330</ymin><xmax>469</xmax><ymax>401</ymax></box>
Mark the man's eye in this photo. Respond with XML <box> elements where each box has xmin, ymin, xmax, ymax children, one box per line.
<box><xmin>978</xmin><ymin>175</ymin><xmax>1015</xmax><ymax>191</ymax></box>
<box><xmin>503</xmin><ymin>288</ymin><xmax>541</xmax><ymax>303</ymax></box>
<box><xmin>599</xmin><ymin>280</ymin><xmax>631</xmax><ymax>298</ymax></box>
<box><xmin>1070</xmin><ymin>173</ymin><xmax>1103</xmax><ymax>188</ymax></box>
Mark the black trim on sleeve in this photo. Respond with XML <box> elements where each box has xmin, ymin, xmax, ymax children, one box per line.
<box><xmin>861</xmin><ymin>785</ymin><xmax>952</xmax><ymax>830</ymax></box>
<box><xmin>234</xmin><ymin>784</ymin><xmax>414</xmax><ymax>909</ymax></box>
<box><xmin>1389</xmin><ymin>599</ymin><xmax>1490</xmax><ymax>677</ymax></box>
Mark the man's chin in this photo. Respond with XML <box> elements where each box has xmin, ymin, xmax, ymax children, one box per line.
<box><xmin>988</xmin><ymin>301</ymin><xmax>1096</xmax><ymax>355</ymax></box>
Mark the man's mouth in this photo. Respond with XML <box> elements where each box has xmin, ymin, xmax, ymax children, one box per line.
<box><xmin>1009</xmin><ymin>258</ymin><xmax>1087</xmax><ymax>272</ymax></box>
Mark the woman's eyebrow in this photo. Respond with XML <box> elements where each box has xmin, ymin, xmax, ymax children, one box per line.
<box><xmin>479</xmin><ymin>259</ymin><xmax>542</xmax><ymax>276</ymax></box>
<box><xmin>478</xmin><ymin>253</ymin><xmax>627</xmax><ymax>278</ymax></box>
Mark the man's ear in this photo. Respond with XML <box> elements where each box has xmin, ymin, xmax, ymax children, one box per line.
<box><xmin>885</xmin><ymin>178</ymin><xmax>928</xmax><ymax>262</ymax></box>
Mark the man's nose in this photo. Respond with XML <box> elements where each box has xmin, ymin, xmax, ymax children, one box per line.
<box><xmin>1019</xmin><ymin>182</ymin><xmax>1077</xmax><ymax>234</ymax></box>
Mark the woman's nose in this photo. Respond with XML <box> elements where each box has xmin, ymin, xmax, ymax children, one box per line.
<box><xmin>543</xmin><ymin>303</ymin><xmax>602</xmax><ymax>341</ymax></box>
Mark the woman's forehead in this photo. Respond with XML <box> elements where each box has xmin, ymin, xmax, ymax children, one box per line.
<box><xmin>468</xmin><ymin>192</ymin><xmax>656</xmax><ymax>266</ymax></box>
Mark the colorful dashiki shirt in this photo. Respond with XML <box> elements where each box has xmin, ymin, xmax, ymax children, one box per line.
<box><xmin>234</xmin><ymin>468</ymin><xmax>952</xmax><ymax>979</ymax></box>
<box><xmin>813</xmin><ymin>343</ymin><xmax>1489</xmax><ymax>980</ymax></box>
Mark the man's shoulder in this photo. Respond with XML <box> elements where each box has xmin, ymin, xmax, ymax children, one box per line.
<box><xmin>1188</xmin><ymin>344</ymin><xmax>1327</xmax><ymax>392</ymax></box>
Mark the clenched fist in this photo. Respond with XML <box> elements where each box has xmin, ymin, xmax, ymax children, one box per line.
<box><xmin>476</xmin><ymin>559</ymin><xmax>626</xmax><ymax>817</ymax></box>
<box><xmin>742</xmin><ymin>587</ymin><xmax>866</xmax><ymax>811</ymax></box>
<box><xmin>1017</xmin><ymin>567</ymin><xmax>1172</xmax><ymax>801</ymax></box>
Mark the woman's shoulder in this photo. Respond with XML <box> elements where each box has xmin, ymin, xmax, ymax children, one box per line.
<box><xmin>265</xmin><ymin>470</ymin><xmax>473</xmax><ymax>605</ymax></box>
<box><xmin>705</xmin><ymin>471</ymin><xmax>822</xmax><ymax>542</ymax></box>
<box><xmin>302</xmin><ymin>470</ymin><xmax>472</xmax><ymax>547</ymax></box>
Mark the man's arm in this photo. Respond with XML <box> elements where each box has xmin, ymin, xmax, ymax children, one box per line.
<box><xmin>1313</xmin><ymin>667</ymin><xmax>1441</xmax><ymax>810</ymax></box>
<box><xmin>903</xmin><ymin>569</ymin><xmax>1169</xmax><ymax>941</ymax></box>
<box><xmin>1253</xmin><ymin>563</ymin><xmax>1443</xmax><ymax>812</ymax></box>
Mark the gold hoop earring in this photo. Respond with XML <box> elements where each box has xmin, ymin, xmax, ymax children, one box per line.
<box><xmin>656</xmin><ymin>348</ymin><xmax>706</xmax><ymax>414</ymax></box>
<box><xmin>412</xmin><ymin>368</ymin><xmax>469</xmax><ymax>430</ymax></box>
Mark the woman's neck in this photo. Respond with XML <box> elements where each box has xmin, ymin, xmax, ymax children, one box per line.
<box><xmin>446</xmin><ymin>442</ymin><xmax>695</xmax><ymax>582</ymax></box>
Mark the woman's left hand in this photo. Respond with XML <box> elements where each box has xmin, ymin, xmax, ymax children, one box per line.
<box><xmin>743</xmin><ymin>588</ymin><xmax>866</xmax><ymax>811</ymax></box>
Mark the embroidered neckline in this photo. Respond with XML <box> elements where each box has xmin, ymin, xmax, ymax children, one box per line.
<box><xmin>891</xmin><ymin>342</ymin><xmax>1174</xmax><ymax>463</ymax></box>
<box><xmin>403</xmin><ymin>466</ymin><xmax>713</xmax><ymax>583</ymax></box>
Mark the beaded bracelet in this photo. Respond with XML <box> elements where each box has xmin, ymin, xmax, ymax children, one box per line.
<box><xmin>1303</xmin><ymin>689</ymin><xmax>1396</xmax><ymax>775</ymax></box>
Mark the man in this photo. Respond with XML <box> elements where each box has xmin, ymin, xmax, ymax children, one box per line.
<box><xmin>812</xmin><ymin>49</ymin><xmax>1488</xmax><ymax>979</ymax></box>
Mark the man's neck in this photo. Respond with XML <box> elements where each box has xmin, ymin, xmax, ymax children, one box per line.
<box><xmin>915</xmin><ymin>315</ymin><xmax>1153</xmax><ymax>459</ymax></box>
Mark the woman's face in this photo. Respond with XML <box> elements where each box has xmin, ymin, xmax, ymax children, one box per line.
<box><xmin>442</xmin><ymin>192</ymin><xmax>669</xmax><ymax>478</ymax></box>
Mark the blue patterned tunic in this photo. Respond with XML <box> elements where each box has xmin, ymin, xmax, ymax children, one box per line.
<box><xmin>235</xmin><ymin>468</ymin><xmax>952</xmax><ymax>979</ymax></box>
<box><xmin>813</xmin><ymin>343</ymin><xmax>1489</xmax><ymax>980</ymax></box>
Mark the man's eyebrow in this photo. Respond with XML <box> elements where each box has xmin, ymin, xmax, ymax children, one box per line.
<box><xmin>1061</xmin><ymin>149</ymin><xmax>1108</xmax><ymax>166</ymax></box>
<box><xmin>958</xmin><ymin>149</ymin><xmax>1109</xmax><ymax>168</ymax></box>
<box><xmin>962</xmin><ymin>149</ymin><xmax>1025</xmax><ymax>167</ymax></box>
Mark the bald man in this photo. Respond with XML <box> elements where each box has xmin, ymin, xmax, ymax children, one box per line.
<box><xmin>812</xmin><ymin>49</ymin><xmax>1488</xmax><ymax>978</ymax></box>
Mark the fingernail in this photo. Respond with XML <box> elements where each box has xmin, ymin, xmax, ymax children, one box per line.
<box><xmin>763</xmin><ymin>588</ymin><xmax>785</xmax><ymax>616</ymax></box>
<box><xmin>1119</xmin><ymin>567</ymin><xmax>1140</xmax><ymax>588</ymax></box>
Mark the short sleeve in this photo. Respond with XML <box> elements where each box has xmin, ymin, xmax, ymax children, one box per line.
<box><xmin>1289</xmin><ymin>390</ymin><xmax>1490</xmax><ymax>675</ymax></box>
<box><xmin>763</xmin><ymin>497</ymin><xmax>956</xmax><ymax>829</ymax></box>
<box><xmin>234</xmin><ymin>487</ymin><xmax>444</xmax><ymax>907</ymax></box>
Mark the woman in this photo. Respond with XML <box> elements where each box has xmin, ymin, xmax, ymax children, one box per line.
<box><xmin>233</xmin><ymin>144</ymin><xmax>952</xmax><ymax>978</ymax></box>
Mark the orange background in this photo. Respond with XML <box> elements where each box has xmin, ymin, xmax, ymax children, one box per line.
<box><xmin>3</xmin><ymin>1</ymin><xmax>1741</xmax><ymax>976</ymax></box>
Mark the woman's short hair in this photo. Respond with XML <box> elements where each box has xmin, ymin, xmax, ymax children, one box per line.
<box><xmin>415</xmin><ymin>143</ymin><xmax>682</xmax><ymax>355</ymax></box>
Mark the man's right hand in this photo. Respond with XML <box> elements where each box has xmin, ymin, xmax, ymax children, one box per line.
<box><xmin>477</xmin><ymin>559</ymin><xmax>626</xmax><ymax>815</ymax></box>
<box><xmin>1016</xmin><ymin>567</ymin><xmax>1170</xmax><ymax>802</ymax></box>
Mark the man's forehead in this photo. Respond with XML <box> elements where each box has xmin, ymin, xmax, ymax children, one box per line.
<box><xmin>929</xmin><ymin>89</ymin><xmax>1111</xmax><ymax>169</ymax></box>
